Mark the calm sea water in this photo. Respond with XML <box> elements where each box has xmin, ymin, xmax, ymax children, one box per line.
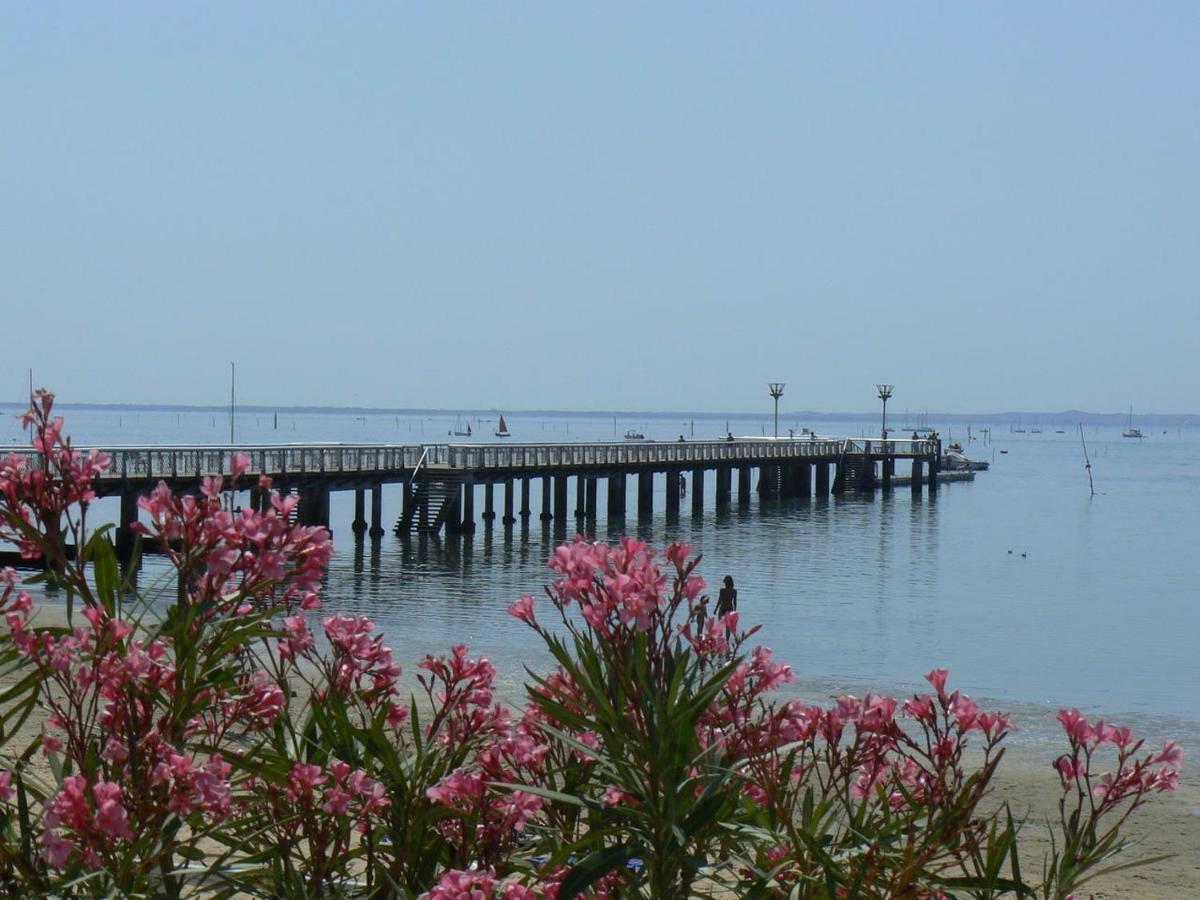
<box><xmin>5</xmin><ymin>407</ymin><xmax>1199</xmax><ymax>749</ymax></box>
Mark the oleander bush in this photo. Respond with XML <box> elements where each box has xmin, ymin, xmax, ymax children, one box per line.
<box><xmin>0</xmin><ymin>394</ymin><xmax>1182</xmax><ymax>898</ymax></box>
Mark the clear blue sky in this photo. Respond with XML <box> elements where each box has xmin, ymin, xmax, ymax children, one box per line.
<box><xmin>2</xmin><ymin>4</ymin><xmax>1197</xmax><ymax>413</ymax></box>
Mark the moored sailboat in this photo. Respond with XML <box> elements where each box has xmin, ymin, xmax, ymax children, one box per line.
<box><xmin>1122</xmin><ymin>405</ymin><xmax>1143</xmax><ymax>439</ymax></box>
<box><xmin>495</xmin><ymin>415</ymin><xmax>512</xmax><ymax>438</ymax></box>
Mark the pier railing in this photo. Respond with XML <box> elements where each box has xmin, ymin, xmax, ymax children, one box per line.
<box><xmin>447</xmin><ymin>438</ymin><xmax>856</xmax><ymax>469</ymax></box>
<box><xmin>4</xmin><ymin>438</ymin><xmax>936</xmax><ymax>482</ymax></box>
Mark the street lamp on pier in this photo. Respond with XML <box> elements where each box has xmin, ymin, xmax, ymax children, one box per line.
<box><xmin>876</xmin><ymin>384</ymin><xmax>894</xmax><ymax>440</ymax></box>
<box><xmin>767</xmin><ymin>383</ymin><xmax>785</xmax><ymax>439</ymax></box>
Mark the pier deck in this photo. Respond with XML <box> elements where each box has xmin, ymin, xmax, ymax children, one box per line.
<box><xmin>7</xmin><ymin>436</ymin><xmax>945</xmax><ymax>547</ymax></box>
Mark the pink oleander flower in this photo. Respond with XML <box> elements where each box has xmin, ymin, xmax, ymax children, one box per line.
<box><xmin>924</xmin><ymin>667</ymin><xmax>949</xmax><ymax>699</ymax></box>
<box><xmin>421</xmin><ymin>867</ymin><xmax>497</xmax><ymax>899</ymax></box>
<box><xmin>1057</xmin><ymin>708</ymin><xmax>1094</xmax><ymax>744</ymax></box>
<box><xmin>508</xmin><ymin>595</ymin><xmax>537</xmax><ymax>627</ymax></box>
<box><xmin>664</xmin><ymin>540</ymin><xmax>693</xmax><ymax>568</ymax></box>
<box><xmin>0</xmin><ymin>770</ymin><xmax>12</xmax><ymax>803</ymax></box>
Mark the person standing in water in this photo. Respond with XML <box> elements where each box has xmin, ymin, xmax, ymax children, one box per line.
<box><xmin>716</xmin><ymin>575</ymin><xmax>738</xmax><ymax>616</ymax></box>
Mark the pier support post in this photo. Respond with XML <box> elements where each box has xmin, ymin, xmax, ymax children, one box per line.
<box><xmin>881</xmin><ymin>457</ymin><xmax>893</xmax><ymax>492</ymax></box>
<box><xmin>779</xmin><ymin>464</ymin><xmax>794</xmax><ymax>499</ymax></box>
<box><xmin>298</xmin><ymin>487</ymin><xmax>330</xmax><ymax>529</ymax></box>
<box><xmin>401</xmin><ymin>482</ymin><xmax>415</xmax><ymax>532</ymax></box>
<box><xmin>691</xmin><ymin>467</ymin><xmax>704</xmax><ymax>516</ymax></box>
<box><xmin>665</xmin><ymin>471</ymin><xmax>680</xmax><ymax>517</ymax></box>
<box><xmin>575</xmin><ymin>477</ymin><xmax>586</xmax><ymax>518</ymax></box>
<box><xmin>554</xmin><ymin>476</ymin><xmax>569</xmax><ymax>523</ymax></box>
<box><xmin>541</xmin><ymin>476</ymin><xmax>552</xmax><ymax>521</ymax></box>
<box><xmin>738</xmin><ymin>466</ymin><xmax>752</xmax><ymax>502</ymax></box>
<box><xmin>911</xmin><ymin>459</ymin><xmax>924</xmax><ymax>494</ymax></box>
<box><xmin>352</xmin><ymin>489</ymin><xmax>368</xmax><ymax>536</ymax></box>
<box><xmin>520</xmin><ymin>478</ymin><xmax>531</xmax><ymax>522</ymax></box>
<box><xmin>608</xmin><ymin>473</ymin><xmax>627</xmax><ymax>515</ymax></box>
<box><xmin>460</xmin><ymin>482</ymin><xmax>476</xmax><ymax>534</ymax></box>
<box><xmin>715</xmin><ymin>465</ymin><xmax>732</xmax><ymax>508</ymax></box>
<box><xmin>483</xmin><ymin>483</ymin><xmax>495</xmax><ymax>523</ymax></box>
<box><xmin>444</xmin><ymin>486</ymin><xmax>463</xmax><ymax>534</ymax></box>
<box><xmin>117</xmin><ymin>490</ymin><xmax>139</xmax><ymax>563</ymax></box>
<box><xmin>815</xmin><ymin>462</ymin><xmax>831</xmax><ymax>496</ymax></box>
<box><xmin>758</xmin><ymin>466</ymin><xmax>780</xmax><ymax>499</ymax></box>
<box><xmin>928</xmin><ymin>445</ymin><xmax>940</xmax><ymax>495</ymax></box>
<box><xmin>370</xmin><ymin>485</ymin><xmax>384</xmax><ymax>537</ymax></box>
<box><xmin>637</xmin><ymin>471</ymin><xmax>654</xmax><ymax>518</ymax></box>
<box><xmin>797</xmin><ymin>462</ymin><xmax>811</xmax><ymax>498</ymax></box>
<box><xmin>585</xmin><ymin>477</ymin><xmax>598</xmax><ymax>520</ymax></box>
<box><xmin>503</xmin><ymin>480</ymin><xmax>515</xmax><ymax>525</ymax></box>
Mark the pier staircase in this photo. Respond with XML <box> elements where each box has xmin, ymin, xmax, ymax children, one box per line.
<box><xmin>832</xmin><ymin>452</ymin><xmax>876</xmax><ymax>495</ymax></box>
<box><xmin>394</xmin><ymin>469</ymin><xmax>464</xmax><ymax>536</ymax></box>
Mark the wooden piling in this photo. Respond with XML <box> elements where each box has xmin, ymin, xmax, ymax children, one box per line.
<box><xmin>370</xmin><ymin>484</ymin><xmax>384</xmax><ymax>537</ymax></box>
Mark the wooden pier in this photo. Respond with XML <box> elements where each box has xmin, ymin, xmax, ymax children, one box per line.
<box><xmin>8</xmin><ymin>436</ymin><xmax>945</xmax><ymax>552</ymax></box>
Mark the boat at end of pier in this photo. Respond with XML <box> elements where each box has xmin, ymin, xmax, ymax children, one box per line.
<box><xmin>942</xmin><ymin>442</ymin><xmax>990</xmax><ymax>471</ymax></box>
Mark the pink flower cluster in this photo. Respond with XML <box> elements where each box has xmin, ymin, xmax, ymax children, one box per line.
<box><xmin>42</xmin><ymin>776</ymin><xmax>132</xmax><ymax>868</ymax></box>
<box><xmin>323</xmin><ymin>614</ymin><xmax>402</xmax><ymax>700</ymax></box>
<box><xmin>546</xmin><ymin>536</ymin><xmax>670</xmax><ymax>632</ymax></box>
<box><xmin>286</xmin><ymin>759</ymin><xmax>389</xmax><ymax>828</ymax></box>
<box><xmin>137</xmin><ymin>474</ymin><xmax>330</xmax><ymax>616</ymax></box>
<box><xmin>0</xmin><ymin>392</ymin><xmax>111</xmax><ymax>559</ymax></box>
<box><xmin>1054</xmin><ymin>708</ymin><xmax>1181</xmax><ymax>806</ymax></box>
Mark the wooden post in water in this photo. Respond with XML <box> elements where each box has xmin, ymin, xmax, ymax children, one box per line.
<box><xmin>575</xmin><ymin>476</ymin><xmax>586</xmax><ymax>518</ymax></box>
<box><xmin>540</xmin><ymin>476</ymin><xmax>552</xmax><ymax>521</ymax></box>
<box><xmin>797</xmin><ymin>462</ymin><xmax>811</xmax><ymax>498</ymax></box>
<box><xmin>352</xmin><ymin>489</ymin><xmax>367</xmax><ymax>536</ymax></box>
<box><xmin>691</xmin><ymin>467</ymin><xmax>704</xmax><ymax>515</ymax></box>
<box><xmin>117</xmin><ymin>490</ymin><xmax>140</xmax><ymax>563</ymax></box>
<box><xmin>519</xmin><ymin>478</ymin><xmax>531</xmax><ymax>522</ymax></box>
<box><xmin>460</xmin><ymin>482</ymin><xmax>475</xmax><ymax>534</ymax></box>
<box><xmin>815</xmin><ymin>461</ymin><xmax>830</xmax><ymax>496</ymax></box>
<box><xmin>503</xmin><ymin>479</ymin><xmax>515</xmax><ymax>526</ymax></box>
<box><xmin>483</xmin><ymin>482</ymin><xmax>495</xmax><ymax>524</ymax></box>
<box><xmin>637</xmin><ymin>471</ymin><xmax>654</xmax><ymax>518</ymax></box>
<box><xmin>370</xmin><ymin>484</ymin><xmax>384</xmax><ymax>537</ymax></box>
<box><xmin>738</xmin><ymin>466</ymin><xmax>752</xmax><ymax>502</ymax></box>
<box><xmin>715</xmin><ymin>465</ymin><xmax>732</xmax><ymax>508</ymax></box>
<box><xmin>609</xmin><ymin>473</ymin><xmax>627</xmax><ymax>515</ymax></box>
<box><xmin>911</xmin><ymin>459</ymin><xmax>923</xmax><ymax>494</ymax></box>
<box><xmin>665</xmin><ymin>470</ymin><xmax>681</xmax><ymax>517</ymax></box>
<box><xmin>585</xmin><ymin>477</ymin><xmax>598</xmax><ymax>520</ymax></box>
<box><xmin>553</xmin><ymin>475</ymin><xmax>569</xmax><ymax>522</ymax></box>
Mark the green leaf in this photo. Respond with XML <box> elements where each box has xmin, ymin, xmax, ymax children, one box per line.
<box><xmin>560</xmin><ymin>843</ymin><xmax>635</xmax><ymax>898</ymax></box>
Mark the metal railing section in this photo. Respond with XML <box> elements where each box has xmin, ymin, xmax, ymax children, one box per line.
<box><xmin>3</xmin><ymin>438</ymin><xmax>936</xmax><ymax>482</ymax></box>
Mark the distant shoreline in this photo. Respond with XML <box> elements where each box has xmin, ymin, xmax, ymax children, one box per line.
<box><xmin>1</xmin><ymin>402</ymin><xmax>1196</xmax><ymax>428</ymax></box>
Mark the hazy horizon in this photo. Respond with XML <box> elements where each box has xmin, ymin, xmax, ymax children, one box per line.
<box><xmin>3</xmin><ymin>5</ymin><xmax>1197</xmax><ymax>412</ymax></box>
<box><xmin>1</xmin><ymin>397</ymin><xmax>1194</xmax><ymax>424</ymax></box>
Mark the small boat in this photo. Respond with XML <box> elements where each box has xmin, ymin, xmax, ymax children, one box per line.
<box><xmin>999</xmin><ymin>449</ymin><xmax>1009</xmax><ymax>454</ymax></box>
<box><xmin>942</xmin><ymin>441</ymin><xmax>990</xmax><ymax>471</ymax></box>
<box><xmin>1055</xmin><ymin>429</ymin><xmax>1066</xmax><ymax>434</ymax></box>
<box><xmin>1122</xmin><ymin>405</ymin><xmax>1143</xmax><ymax>439</ymax></box>
<box><xmin>450</xmin><ymin>418</ymin><xmax>472</xmax><ymax>437</ymax></box>
<box><xmin>495</xmin><ymin>415</ymin><xmax>511</xmax><ymax>438</ymax></box>
<box><xmin>623</xmin><ymin>429</ymin><xmax>646</xmax><ymax>441</ymax></box>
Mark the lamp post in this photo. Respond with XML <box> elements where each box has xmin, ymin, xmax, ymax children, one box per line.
<box><xmin>876</xmin><ymin>384</ymin><xmax>894</xmax><ymax>440</ymax></box>
<box><xmin>767</xmin><ymin>382</ymin><xmax>785</xmax><ymax>439</ymax></box>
